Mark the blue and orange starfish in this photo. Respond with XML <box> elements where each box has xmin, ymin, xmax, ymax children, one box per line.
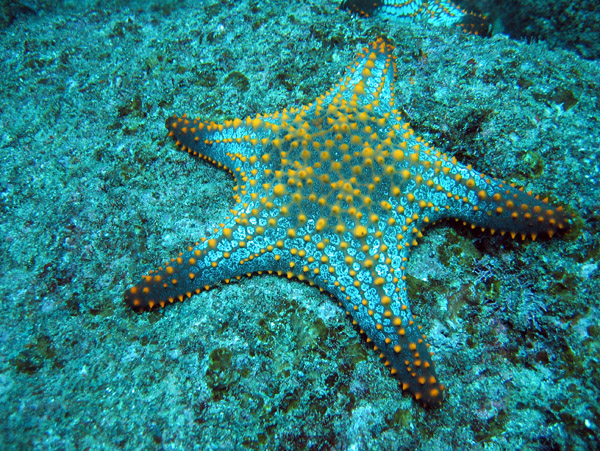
<box><xmin>125</xmin><ymin>38</ymin><xmax>570</xmax><ymax>406</ymax></box>
<box><xmin>340</xmin><ymin>0</ymin><xmax>492</xmax><ymax>36</ymax></box>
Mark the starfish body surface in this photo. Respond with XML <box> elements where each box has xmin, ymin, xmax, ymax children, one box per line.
<box><xmin>125</xmin><ymin>39</ymin><xmax>570</xmax><ymax>406</ymax></box>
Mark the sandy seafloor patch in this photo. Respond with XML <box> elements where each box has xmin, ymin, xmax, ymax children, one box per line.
<box><xmin>0</xmin><ymin>0</ymin><xmax>598</xmax><ymax>449</ymax></box>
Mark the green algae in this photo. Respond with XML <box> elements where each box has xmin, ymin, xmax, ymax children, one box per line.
<box><xmin>12</xmin><ymin>335</ymin><xmax>59</xmax><ymax>375</ymax></box>
<box><xmin>206</xmin><ymin>347</ymin><xmax>237</xmax><ymax>401</ymax></box>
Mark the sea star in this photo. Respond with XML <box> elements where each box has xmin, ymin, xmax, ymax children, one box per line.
<box><xmin>340</xmin><ymin>0</ymin><xmax>492</xmax><ymax>36</ymax></box>
<box><xmin>125</xmin><ymin>38</ymin><xmax>570</xmax><ymax>406</ymax></box>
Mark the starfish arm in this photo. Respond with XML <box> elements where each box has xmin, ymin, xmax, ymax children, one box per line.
<box><xmin>165</xmin><ymin>113</ymin><xmax>281</xmax><ymax>172</ymax></box>
<box><xmin>383</xmin><ymin>143</ymin><xmax>572</xmax><ymax>239</ymax></box>
<box><xmin>319</xmin><ymin>38</ymin><xmax>396</xmax><ymax>112</ymax></box>
<box><xmin>434</xmin><ymin>165</ymin><xmax>572</xmax><ymax>238</ymax></box>
<box><xmin>340</xmin><ymin>0</ymin><xmax>492</xmax><ymax>36</ymax></box>
<box><xmin>124</xmin><ymin>212</ymin><xmax>288</xmax><ymax>310</ymax></box>
<box><xmin>320</xmin><ymin>241</ymin><xmax>445</xmax><ymax>405</ymax></box>
<box><xmin>125</xmin><ymin>162</ymin><xmax>303</xmax><ymax>310</ymax></box>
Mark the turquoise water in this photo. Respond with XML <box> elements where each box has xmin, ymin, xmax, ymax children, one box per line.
<box><xmin>0</xmin><ymin>1</ymin><xmax>598</xmax><ymax>449</ymax></box>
